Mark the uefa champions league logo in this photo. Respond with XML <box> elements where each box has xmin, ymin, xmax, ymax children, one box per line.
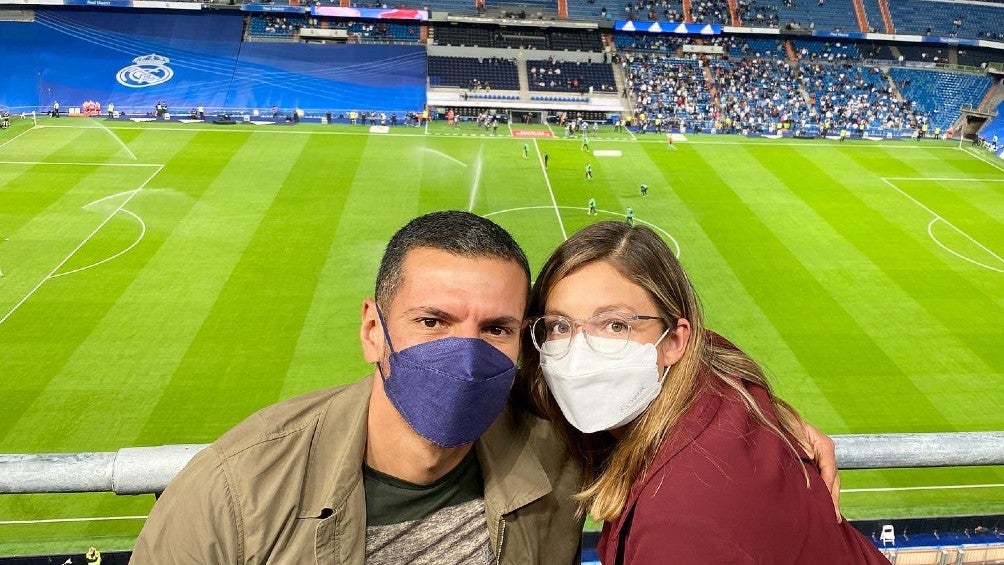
<box><xmin>116</xmin><ymin>54</ymin><xmax>174</xmax><ymax>88</ymax></box>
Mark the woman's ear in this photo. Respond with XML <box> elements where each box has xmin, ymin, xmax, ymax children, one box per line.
<box><xmin>660</xmin><ymin>317</ymin><xmax>691</xmax><ymax>367</ymax></box>
<box><xmin>360</xmin><ymin>298</ymin><xmax>385</xmax><ymax>364</ymax></box>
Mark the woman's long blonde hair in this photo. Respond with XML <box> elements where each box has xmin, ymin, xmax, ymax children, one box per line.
<box><xmin>514</xmin><ymin>221</ymin><xmax>809</xmax><ymax>522</ymax></box>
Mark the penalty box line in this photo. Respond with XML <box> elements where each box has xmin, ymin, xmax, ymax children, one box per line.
<box><xmin>0</xmin><ymin>164</ymin><xmax>164</xmax><ymax>327</ymax></box>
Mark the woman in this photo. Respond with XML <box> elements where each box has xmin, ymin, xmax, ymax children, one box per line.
<box><xmin>518</xmin><ymin>221</ymin><xmax>887</xmax><ymax>564</ymax></box>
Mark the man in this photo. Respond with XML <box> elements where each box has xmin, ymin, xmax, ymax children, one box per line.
<box><xmin>581</xmin><ymin>133</ymin><xmax>590</xmax><ymax>151</ymax></box>
<box><xmin>131</xmin><ymin>211</ymin><xmax>584</xmax><ymax>563</ymax></box>
<box><xmin>640</xmin><ymin>183</ymin><xmax>648</xmax><ymax>197</ymax></box>
<box><xmin>626</xmin><ymin>206</ymin><xmax>635</xmax><ymax>226</ymax></box>
<box><xmin>585</xmin><ymin>162</ymin><xmax>592</xmax><ymax>180</ymax></box>
<box><xmin>543</xmin><ymin>151</ymin><xmax>549</xmax><ymax>169</ymax></box>
<box><xmin>523</xmin><ymin>142</ymin><xmax>529</xmax><ymax>159</ymax></box>
<box><xmin>587</xmin><ymin>197</ymin><xmax>597</xmax><ymax>216</ymax></box>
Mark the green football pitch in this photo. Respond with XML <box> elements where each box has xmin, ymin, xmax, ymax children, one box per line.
<box><xmin>0</xmin><ymin>117</ymin><xmax>1001</xmax><ymax>555</ymax></box>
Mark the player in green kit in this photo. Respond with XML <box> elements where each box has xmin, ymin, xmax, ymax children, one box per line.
<box><xmin>640</xmin><ymin>183</ymin><xmax>648</xmax><ymax>197</ymax></box>
<box><xmin>585</xmin><ymin>163</ymin><xmax>593</xmax><ymax>180</ymax></box>
<box><xmin>581</xmin><ymin>134</ymin><xmax>590</xmax><ymax>151</ymax></box>
<box><xmin>588</xmin><ymin>197</ymin><xmax>596</xmax><ymax>215</ymax></box>
<box><xmin>626</xmin><ymin>207</ymin><xmax>635</xmax><ymax>226</ymax></box>
<box><xmin>523</xmin><ymin>143</ymin><xmax>529</xmax><ymax>158</ymax></box>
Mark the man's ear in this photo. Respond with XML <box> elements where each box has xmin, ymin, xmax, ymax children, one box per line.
<box><xmin>360</xmin><ymin>299</ymin><xmax>385</xmax><ymax>364</ymax></box>
<box><xmin>660</xmin><ymin>317</ymin><xmax>692</xmax><ymax>368</ymax></box>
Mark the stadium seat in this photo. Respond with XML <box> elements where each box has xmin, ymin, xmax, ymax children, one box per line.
<box><xmin>880</xmin><ymin>525</ymin><xmax>896</xmax><ymax>546</ymax></box>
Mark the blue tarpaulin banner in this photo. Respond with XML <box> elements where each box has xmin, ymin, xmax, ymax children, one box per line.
<box><xmin>8</xmin><ymin>9</ymin><xmax>426</xmax><ymax>112</ymax></box>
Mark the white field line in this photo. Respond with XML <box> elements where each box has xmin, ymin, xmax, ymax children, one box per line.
<box><xmin>0</xmin><ymin>160</ymin><xmax>159</xmax><ymax>167</ymax></box>
<box><xmin>928</xmin><ymin>218</ymin><xmax>1004</xmax><ymax>273</ymax></box>
<box><xmin>961</xmin><ymin>145</ymin><xmax>1004</xmax><ymax>173</ymax></box>
<box><xmin>93</xmin><ymin>119</ymin><xmax>137</xmax><ymax>161</ymax></box>
<box><xmin>532</xmin><ymin>139</ymin><xmax>567</xmax><ymax>240</ymax></box>
<box><xmin>0</xmin><ymin>165</ymin><xmax>163</xmax><ymax>327</ymax></box>
<box><xmin>51</xmin><ymin>208</ymin><xmax>147</xmax><ymax>279</ymax></box>
<box><xmin>544</xmin><ymin>118</ymin><xmax>555</xmax><ymax>136</ymax></box>
<box><xmin>0</xmin><ymin>515</ymin><xmax>147</xmax><ymax>525</ymax></box>
<box><xmin>0</xmin><ymin>125</ymin><xmax>37</xmax><ymax>150</ymax></box>
<box><xmin>483</xmin><ymin>205</ymin><xmax>682</xmax><ymax>257</ymax></box>
<box><xmin>883</xmin><ymin>177</ymin><xmax>1004</xmax><ymax>182</ymax></box>
<box><xmin>880</xmin><ymin>177</ymin><xmax>1004</xmax><ymax>273</ymax></box>
<box><xmin>843</xmin><ymin>483</ymin><xmax>1004</xmax><ymax>494</ymax></box>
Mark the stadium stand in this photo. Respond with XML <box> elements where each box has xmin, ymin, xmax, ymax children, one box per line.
<box><xmin>626</xmin><ymin>54</ymin><xmax>713</xmax><ymax>130</ymax></box>
<box><xmin>792</xmin><ymin>39</ymin><xmax>862</xmax><ymax>61</ymax></box>
<box><xmin>958</xmin><ymin>48</ymin><xmax>1004</xmax><ymax>69</ymax></box>
<box><xmin>887</xmin><ymin>0</ymin><xmax>1004</xmax><ymax>40</ymax></box>
<box><xmin>573</xmin><ymin>0</ymin><xmax>685</xmax><ymax>22</ymax></box>
<box><xmin>892</xmin><ymin>44</ymin><xmax>950</xmax><ymax>63</ymax></box>
<box><xmin>735</xmin><ymin>37</ymin><xmax>786</xmax><ymax>58</ymax></box>
<box><xmin>432</xmin><ymin>24</ymin><xmax>602</xmax><ymax>50</ymax></box>
<box><xmin>888</xmin><ymin>67</ymin><xmax>993</xmax><ymax>130</ymax></box>
<box><xmin>427</xmin><ymin>55</ymin><xmax>521</xmax><ymax>89</ymax></box>
<box><xmin>248</xmin><ymin>16</ymin><xmax>422</xmax><ymax>43</ymax></box>
<box><xmin>711</xmin><ymin>57</ymin><xmax>810</xmax><ymax>133</ymax></box>
<box><xmin>774</xmin><ymin>0</ymin><xmax>859</xmax><ymax>32</ymax></box>
<box><xmin>246</xmin><ymin>14</ymin><xmax>309</xmax><ymax>40</ymax></box>
<box><xmin>737</xmin><ymin>0</ymin><xmax>781</xmax><ymax>27</ymax></box>
<box><xmin>800</xmin><ymin>63</ymin><xmax>921</xmax><ymax>132</ymax></box>
<box><xmin>858</xmin><ymin>0</ymin><xmax>884</xmax><ymax>32</ymax></box>
<box><xmin>527</xmin><ymin>59</ymin><xmax>617</xmax><ymax>92</ymax></box>
<box><xmin>691</xmin><ymin>0</ymin><xmax>733</xmax><ymax>24</ymax></box>
<box><xmin>978</xmin><ymin>99</ymin><xmax>1004</xmax><ymax>156</ymax></box>
<box><xmin>612</xmin><ymin>32</ymin><xmax>688</xmax><ymax>53</ymax></box>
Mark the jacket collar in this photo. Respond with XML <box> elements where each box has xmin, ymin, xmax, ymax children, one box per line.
<box><xmin>296</xmin><ymin>376</ymin><xmax>552</xmax><ymax>519</ymax></box>
<box><xmin>297</xmin><ymin>376</ymin><xmax>372</xmax><ymax>518</ymax></box>
<box><xmin>477</xmin><ymin>407</ymin><xmax>553</xmax><ymax>520</ymax></box>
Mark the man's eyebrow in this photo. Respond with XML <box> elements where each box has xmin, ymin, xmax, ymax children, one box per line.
<box><xmin>402</xmin><ymin>307</ymin><xmax>460</xmax><ymax>323</ymax></box>
<box><xmin>482</xmin><ymin>316</ymin><xmax>522</xmax><ymax>328</ymax></box>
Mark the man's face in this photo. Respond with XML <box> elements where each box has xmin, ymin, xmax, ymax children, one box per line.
<box><xmin>362</xmin><ymin>248</ymin><xmax>527</xmax><ymax>367</ymax></box>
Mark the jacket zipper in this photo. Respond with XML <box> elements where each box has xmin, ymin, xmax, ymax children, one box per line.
<box><xmin>494</xmin><ymin>515</ymin><xmax>506</xmax><ymax>565</ymax></box>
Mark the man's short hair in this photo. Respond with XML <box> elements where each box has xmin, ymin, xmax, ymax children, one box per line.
<box><xmin>375</xmin><ymin>210</ymin><xmax>531</xmax><ymax>306</ymax></box>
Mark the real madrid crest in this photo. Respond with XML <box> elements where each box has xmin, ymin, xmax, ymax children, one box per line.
<box><xmin>116</xmin><ymin>54</ymin><xmax>174</xmax><ymax>89</ymax></box>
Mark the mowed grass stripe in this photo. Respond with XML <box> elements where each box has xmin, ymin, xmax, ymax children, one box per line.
<box><xmin>685</xmin><ymin>144</ymin><xmax>953</xmax><ymax>433</ymax></box>
<box><xmin>277</xmin><ymin>134</ymin><xmax>416</xmax><ymax>399</ymax></box>
<box><xmin>0</xmin><ymin>132</ymin><xmax>222</xmax><ymax>447</ymax></box>
<box><xmin>839</xmin><ymin>148</ymin><xmax>1004</xmax><ymax>374</ymax></box>
<box><xmin>136</xmin><ymin>132</ymin><xmax>362</xmax><ymax>443</ymax></box>
<box><xmin>617</xmin><ymin>143</ymin><xmax>851</xmax><ymax>429</ymax></box>
<box><xmin>891</xmin><ymin>178</ymin><xmax>1003</xmax><ymax>251</ymax></box>
<box><xmin>0</xmin><ymin>169</ymin><xmax>164</xmax><ymax>446</ymax></box>
<box><xmin>744</xmin><ymin>146</ymin><xmax>1001</xmax><ymax>428</ymax></box>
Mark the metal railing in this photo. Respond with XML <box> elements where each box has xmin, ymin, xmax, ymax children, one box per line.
<box><xmin>1</xmin><ymin>432</ymin><xmax>1003</xmax><ymax>495</ymax></box>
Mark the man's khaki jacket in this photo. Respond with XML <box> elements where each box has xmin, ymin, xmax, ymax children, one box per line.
<box><xmin>131</xmin><ymin>376</ymin><xmax>584</xmax><ymax>564</ymax></box>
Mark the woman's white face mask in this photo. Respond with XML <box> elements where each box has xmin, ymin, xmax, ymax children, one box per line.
<box><xmin>540</xmin><ymin>330</ymin><xmax>671</xmax><ymax>434</ymax></box>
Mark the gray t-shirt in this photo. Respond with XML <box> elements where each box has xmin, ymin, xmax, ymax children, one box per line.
<box><xmin>364</xmin><ymin>450</ymin><xmax>494</xmax><ymax>564</ymax></box>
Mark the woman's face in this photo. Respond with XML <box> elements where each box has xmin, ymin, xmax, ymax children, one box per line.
<box><xmin>545</xmin><ymin>260</ymin><xmax>689</xmax><ymax>367</ymax></box>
